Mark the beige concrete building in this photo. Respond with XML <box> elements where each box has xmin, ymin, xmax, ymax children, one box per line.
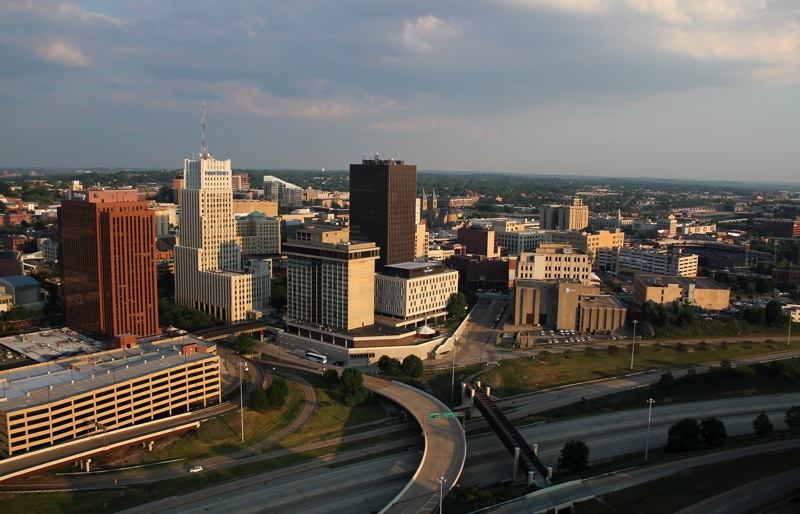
<box><xmin>513</xmin><ymin>279</ymin><xmax>600</xmax><ymax>330</ymax></box>
<box><xmin>284</xmin><ymin>228</ymin><xmax>378</xmax><ymax>331</ymax></box>
<box><xmin>152</xmin><ymin>204</ymin><xmax>179</xmax><ymax>236</ymax></box>
<box><xmin>374</xmin><ymin>262</ymin><xmax>459</xmax><ymax>327</ymax></box>
<box><xmin>596</xmin><ymin>247</ymin><xmax>698</xmax><ymax>277</ymax></box>
<box><xmin>515</xmin><ymin>244</ymin><xmax>592</xmax><ymax>285</ymax></box>
<box><xmin>495</xmin><ymin>229</ymin><xmax>552</xmax><ymax>255</ymax></box>
<box><xmin>633</xmin><ymin>275</ymin><xmax>730</xmax><ymax>310</ymax></box>
<box><xmin>552</xmin><ymin>229</ymin><xmax>624</xmax><ymax>267</ymax></box>
<box><xmin>540</xmin><ymin>197</ymin><xmax>589</xmax><ymax>231</ymax></box>
<box><xmin>578</xmin><ymin>295</ymin><xmax>627</xmax><ymax>333</ymax></box>
<box><xmin>174</xmin><ymin>150</ymin><xmax>272</xmax><ymax>323</ymax></box>
<box><xmin>232</xmin><ymin>199</ymin><xmax>279</xmax><ymax>217</ymax></box>
<box><xmin>415</xmin><ymin>223</ymin><xmax>429</xmax><ymax>259</ymax></box>
<box><xmin>0</xmin><ymin>335</ymin><xmax>220</xmax><ymax>458</ymax></box>
<box><xmin>235</xmin><ymin>212</ymin><xmax>281</xmax><ymax>255</ymax></box>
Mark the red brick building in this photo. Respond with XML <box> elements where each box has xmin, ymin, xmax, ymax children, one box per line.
<box><xmin>59</xmin><ymin>192</ymin><xmax>159</xmax><ymax>341</ymax></box>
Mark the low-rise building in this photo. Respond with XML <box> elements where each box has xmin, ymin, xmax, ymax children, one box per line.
<box><xmin>513</xmin><ymin>279</ymin><xmax>600</xmax><ymax>330</ymax></box>
<box><xmin>374</xmin><ymin>262</ymin><xmax>459</xmax><ymax>328</ymax></box>
<box><xmin>633</xmin><ymin>275</ymin><xmax>730</xmax><ymax>310</ymax></box>
<box><xmin>0</xmin><ymin>335</ymin><xmax>221</xmax><ymax>457</ymax></box>
<box><xmin>596</xmin><ymin>247</ymin><xmax>698</xmax><ymax>277</ymax></box>
<box><xmin>515</xmin><ymin>244</ymin><xmax>593</xmax><ymax>285</ymax></box>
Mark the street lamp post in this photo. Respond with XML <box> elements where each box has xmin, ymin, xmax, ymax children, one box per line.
<box><xmin>437</xmin><ymin>476</ymin><xmax>447</xmax><ymax>513</ymax></box>
<box><xmin>788</xmin><ymin>315</ymin><xmax>793</xmax><ymax>347</ymax></box>
<box><xmin>630</xmin><ymin>320</ymin><xmax>638</xmax><ymax>371</ymax></box>
<box><xmin>645</xmin><ymin>398</ymin><xmax>655</xmax><ymax>462</ymax></box>
<box><xmin>450</xmin><ymin>339</ymin><xmax>457</xmax><ymax>404</ymax></box>
<box><xmin>237</xmin><ymin>362</ymin><xmax>248</xmax><ymax>443</ymax></box>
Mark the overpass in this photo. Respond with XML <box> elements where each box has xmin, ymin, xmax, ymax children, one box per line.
<box><xmin>191</xmin><ymin>320</ymin><xmax>267</xmax><ymax>341</ymax></box>
<box><xmin>465</xmin><ymin>383</ymin><xmax>551</xmax><ymax>487</ymax></box>
<box><xmin>364</xmin><ymin>376</ymin><xmax>467</xmax><ymax>514</ymax></box>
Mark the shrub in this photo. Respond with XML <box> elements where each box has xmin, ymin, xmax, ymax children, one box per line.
<box><xmin>753</xmin><ymin>411</ymin><xmax>774</xmax><ymax>439</ymax></box>
<box><xmin>659</xmin><ymin>371</ymin><xmax>675</xmax><ymax>389</ymax></box>
<box><xmin>697</xmin><ymin>341</ymin><xmax>710</xmax><ymax>351</ymax></box>
<box><xmin>676</xmin><ymin>342</ymin><xmax>688</xmax><ymax>353</ymax></box>
<box><xmin>666</xmin><ymin>418</ymin><xmax>702</xmax><ymax>453</ymax></box>
<box><xmin>563</xmin><ymin>349</ymin><xmax>574</xmax><ymax>360</ymax></box>
<box><xmin>682</xmin><ymin>367</ymin><xmax>697</xmax><ymax>386</ymax></box>
<box><xmin>323</xmin><ymin>369</ymin><xmax>339</xmax><ymax>385</ymax></box>
<box><xmin>606</xmin><ymin>345</ymin><xmax>619</xmax><ymax>356</ymax></box>
<box><xmin>249</xmin><ymin>389</ymin><xmax>270</xmax><ymax>411</ymax></box>
<box><xmin>700</xmin><ymin>417</ymin><xmax>728</xmax><ymax>447</ymax></box>
<box><xmin>538</xmin><ymin>350</ymin><xmax>551</xmax><ymax>361</ymax></box>
<box><xmin>401</xmin><ymin>355</ymin><xmax>425</xmax><ymax>378</ymax></box>
<box><xmin>651</xmin><ymin>342</ymin><xmax>663</xmax><ymax>353</ymax></box>
<box><xmin>558</xmin><ymin>440</ymin><xmax>590</xmax><ymax>473</ymax></box>
<box><xmin>785</xmin><ymin>405</ymin><xmax>800</xmax><ymax>435</ymax></box>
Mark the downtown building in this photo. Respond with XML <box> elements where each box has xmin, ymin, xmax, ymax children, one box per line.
<box><xmin>59</xmin><ymin>190</ymin><xmax>159</xmax><ymax>342</ymax></box>
<box><xmin>515</xmin><ymin>244</ymin><xmax>593</xmax><ymax>286</ymax></box>
<box><xmin>174</xmin><ymin>150</ymin><xmax>271</xmax><ymax>323</ymax></box>
<box><xmin>349</xmin><ymin>155</ymin><xmax>417</xmax><ymax>271</ymax></box>
<box><xmin>0</xmin><ymin>335</ymin><xmax>220</xmax><ymax>458</ymax></box>
<box><xmin>374</xmin><ymin>261</ymin><xmax>459</xmax><ymax>328</ymax></box>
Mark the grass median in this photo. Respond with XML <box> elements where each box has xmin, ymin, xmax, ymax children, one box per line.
<box><xmin>479</xmin><ymin>339</ymin><xmax>796</xmax><ymax>397</ymax></box>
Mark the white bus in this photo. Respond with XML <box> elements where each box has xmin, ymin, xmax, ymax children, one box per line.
<box><xmin>305</xmin><ymin>350</ymin><xmax>328</xmax><ymax>364</ymax></box>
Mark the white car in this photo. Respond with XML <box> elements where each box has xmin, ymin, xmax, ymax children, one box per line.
<box><xmin>189</xmin><ymin>466</ymin><xmax>203</xmax><ymax>473</ymax></box>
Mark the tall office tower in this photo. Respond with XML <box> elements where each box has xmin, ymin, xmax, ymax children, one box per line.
<box><xmin>174</xmin><ymin>145</ymin><xmax>271</xmax><ymax>323</ymax></box>
<box><xmin>350</xmin><ymin>154</ymin><xmax>416</xmax><ymax>271</ymax></box>
<box><xmin>59</xmin><ymin>190</ymin><xmax>159</xmax><ymax>341</ymax></box>
<box><xmin>284</xmin><ymin>228</ymin><xmax>379</xmax><ymax>331</ymax></box>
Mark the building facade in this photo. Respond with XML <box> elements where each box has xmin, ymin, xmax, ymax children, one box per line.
<box><xmin>596</xmin><ymin>247</ymin><xmax>699</xmax><ymax>277</ymax></box>
<box><xmin>633</xmin><ymin>275</ymin><xmax>730</xmax><ymax>310</ymax></box>
<box><xmin>174</xmin><ymin>150</ymin><xmax>271</xmax><ymax>323</ymax></box>
<box><xmin>0</xmin><ymin>336</ymin><xmax>220</xmax><ymax>458</ymax></box>
<box><xmin>551</xmin><ymin>229</ymin><xmax>624</xmax><ymax>267</ymax></box>
<box><xmin>59</xmin><ymin>191</ymin><xmax>159</xmax><ymax>341</ymax></box>
<box><xmin>350</xmin><ymin>155</ymin><xmax>417</xmax><ymax>271</ymax></box>
<box><xmin>284</xmin><ymin>228</ymin><xmax>379</xmax><ymax>331</ymax></box>
<box><xmin>515</xmin><ymin>244</ymin><xmax>593</xmax><ymax>285</ymax></box>
<box><xmin>374</xmin><ymin>262</ymin><xmax>459</xmax><ymax>326</ymax></box>
<box><xmin>540</xmin><ymin>197</ymin><xmax>589</xmax><ymax>231</ymax></box>
<box><xmin>495</xmin><ymin>229</ymin><xmax>552</xmax><ymax>255</ymax></box>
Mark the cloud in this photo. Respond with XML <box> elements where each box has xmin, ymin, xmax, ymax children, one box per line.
<box><xmin>215</xmin><ymin>84</ymin><xmax>355</xmax><ymax>119</ymax></box>
<box><xmin>402</xmin><ymin>15</ymin><xmax>460</xmax><ymax>52</ymax></box>
<box><xmin>625</xmin><ymin>0</ymin><xmax>691</xmax><ymax>24</ymax></box>
<box><xmin>502</xmin><ymin>0</ymin><xmax>606</xmax><ymax>15</ymax></box>
<box><xmin>40</xmin><ymin>41</ymin><xmax>90</xmax><ymax>67</ymax></box>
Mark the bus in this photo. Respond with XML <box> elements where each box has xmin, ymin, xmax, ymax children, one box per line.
<box><xmin>305</xmin><ymin>350</ymin><xmax>328</xmax><ymax>364</ymax></box>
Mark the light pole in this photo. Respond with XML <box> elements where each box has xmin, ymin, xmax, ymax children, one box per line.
<box><xmin>630</xmin><ymin>320</ymin><xmax>638</xmax><ymax>370</ymax></box>
<box><xmin>644</xmin><ymin>398</ymin><xmax>654</xmax><ymax>462</ymax></box>
<box><xmin>237</xmin><ymin>361</ymin><xmax>248</xmax><ymax>442</ymax></box>
<box><xmin>437</xmin><ymin>476</ymin><xmax>447</xmax><ymax>513</ymax></box>
<box><xmin>450</xmin><ymin>339</ymin><xmax>457</xmax><ymax>404</ymax></box>
<box><xmin>788</xmin><ymin>314</ymin><xmax>793</xmax><ymax>347</ymax></box>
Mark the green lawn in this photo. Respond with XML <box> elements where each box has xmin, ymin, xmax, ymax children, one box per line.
<box><xmin>92</xmin><ymin>380</ymin><xmax>306</xmax><ymax>468</ymax></box>
<box><xmin>654</xmin><ymin>318</ymin><xmax>788</xmax><ymax>339</ymax></box>
<box><xmin>576</xmin><ymin>447</ymin><xmax>800</xmax><ymax>514</ymax></box>
<box><xmin>424</xmin><ymin>364</ymin><xmax>486</xmax><ymax>407</ymax></box>
<box><xmin>480</xmin><ymin>340</ymin><xmax>796</xmax><ymax>397</ymax></box>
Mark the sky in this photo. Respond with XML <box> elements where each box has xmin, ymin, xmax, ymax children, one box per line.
<box><xmin>0</xmin><ymin>1</ymin><xmax>798</xmax><ymax>182</ymax></box>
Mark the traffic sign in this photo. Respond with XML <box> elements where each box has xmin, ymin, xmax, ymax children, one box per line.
<box><xmin>428</xmin><ymin>412</ymin><xmax>440</xmax><ymax>419</ymax></box>
<box><xmin>443</xmin><ymin>412</ymin><xmax>457</xmax><ymax>418</ymax></box>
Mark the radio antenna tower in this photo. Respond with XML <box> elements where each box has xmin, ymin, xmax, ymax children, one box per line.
<box><xmin>200</xmin><ymin>102</ymin><xmax>208</xmax><ymax>158</ymax></box>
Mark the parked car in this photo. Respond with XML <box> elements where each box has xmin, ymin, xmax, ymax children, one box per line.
<box><xmin>189</xmin><ymin>466</ymin><xmax>203</xmax><ymax>473</ymax></box>
<box><xmin>333</xmin><ymin>361</ymin><xmax>345</xmax><ymax>367</ymax></box>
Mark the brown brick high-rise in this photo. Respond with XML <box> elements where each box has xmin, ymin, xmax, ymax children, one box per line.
<box><xmin>350</xmin><ymin>155</ymin><xmax>417</xmax><ymax>271</ymax></box>
<box><xmin>59</xmin><ymin>190</ymin><xmax>159</xmax><ymax>341</ymax></box>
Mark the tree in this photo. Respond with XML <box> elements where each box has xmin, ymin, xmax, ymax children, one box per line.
<box><xmin>606</xmin><ymin>344</ymin><xmax>619</xmax><ymax>356</ymax></box>
<box><xmin>765</xmin><ymin>300</ymin><xmax>785</xmax><ymax>326</ymax></box>
<box><xmin>674</xmin><ymin>299</ymin><xmax>695</xmax><ymax>327</ymax></box>
<box><xmin>323</xmin><ymin>369</ymin><xmax>339</xmax><ymax>385</ymax></box>
<box><xmin>249</xmin><ymin>389</ymin><xmax>270</xmax><ymax>410</ymax></box>
<box><xmin>700</xmin><ymin>417</ymin><xmax>728</xmax><ymax>447</ymax></box>
<box><xmin>558</xmin><ymin>440</ymin><xmax>590</xmax><ymax>473</ymax></box>
<box><xmin>659</xmin><ymin>371</ymin><xmax>675</xmax><ymax>389</ymax></box>
<box><xmin>755</xmin><ymin>277</ymin><xmax>776</xmax><ymax>294</ymax></box>
<box><xmin>234</xmin><ymin>333</ymin><xmax>258</xmax><ymax>356</ymax></box>
<box><xmin>665</xmin><ymin>418</ymin><xmax>702</xmax><ymax>453</ymax></box>
<box><xmin>743</xmin><ymin>307</ymin><xmax>766</xmax><ymax>325</ymax></box>
<box><xmin>753</xmin><ymin>411</ymin><xmax>774</xmax><ymax>439</ymax></box>
<box><xmin>401</xmin><ymin>355</ymin><xmax>424</xmax><ymax>378</ymax></box>
<box><xmin>538</xmin><ymin>350</ymin><xmax>551</xmax><ymax>361</ymax></box>
<box><xmin>377</xmin><ymin>355</ymin><xmax>392</xmax><ymax>372</ymax></box>
<box><xmin>447</xmin><ymin>292</ymin><xmax>469</xmax><ymax>323</ymax></box>
<box><xmin>340</xmin><ymin>368</ymin><xmax>369</xmax><ymax>406</ymax></box>
<box><xmin>270</xmin><ymin>277</ymin><xmax>287</xmax><ymax>311</ymax></box>
<box><xmin>643</xmin><ymin>300</ymin><xmax>668</xmax><ymax>327</ymax></box>
<box><xmin>785</xmin><ymin>405</ymin><xmax>800</xmax><ymax>435</ymax></box>
<box><xmin>265</xmin><ymin>376</ymin><xmax>289</xmax><ymax>407</ymax></box>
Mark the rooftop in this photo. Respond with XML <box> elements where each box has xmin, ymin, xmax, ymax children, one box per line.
<box><xmin>0</xmin><ymin>336</ymin><xmax>217</xmax><ymax>412</ymax></box>
<box><xmin>635</xmin><ymin>275</ymin><xmax>727</xmax><ymax>290</ymax></box>
<box><xmin>580</xmin><ymin>295</ymin><xmax>625</xmax><ymax>309</ymax></box>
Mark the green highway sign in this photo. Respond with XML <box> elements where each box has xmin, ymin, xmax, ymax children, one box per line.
<box><xmin>428</xmin><ymin>413</ymin><xmax>440</xmax><ymax>419</ymax></box>
<box><xmin>443</xmin><ymin>412</ymin><xmax>458</xmax><ymax>418</ymax></box>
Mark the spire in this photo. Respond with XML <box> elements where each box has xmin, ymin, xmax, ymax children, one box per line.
<box><xmin>200</xmin><ymin>102</ymin><xmax>209</xmax><ymax>159</ymax></box>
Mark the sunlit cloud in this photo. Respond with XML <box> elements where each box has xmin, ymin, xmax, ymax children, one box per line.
<box><xmin>40</xmin><ymin>41</ymin><xmax>90</xmax><ymax>67</ymax></box>
<box><xmin>402</xmin><ymin>15</ymin><xmax>460</xmax><ymax>52</ymax></box>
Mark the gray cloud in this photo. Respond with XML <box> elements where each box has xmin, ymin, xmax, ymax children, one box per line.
<box><xmin>0</xmin><ymin>0</ymin><xmax>798</xmax><ymax>181</ymax></box>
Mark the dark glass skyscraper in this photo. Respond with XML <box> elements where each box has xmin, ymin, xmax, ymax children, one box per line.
<box><xmin>349</xmin><ymin>155</ymin><xmax>417</xmax><ymax>271</ymax></box>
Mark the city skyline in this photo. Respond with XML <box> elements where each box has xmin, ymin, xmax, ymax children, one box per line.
<box><xmin>1</xmin><ymin>2</ymin><xmax>799</xmax><ymax>181</ymax></box>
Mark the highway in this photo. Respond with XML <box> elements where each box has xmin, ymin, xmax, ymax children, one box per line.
<box><xmin>113</xmin><ymin>393</ymin><xmax>800</xmax><ymax>513</ymax></box>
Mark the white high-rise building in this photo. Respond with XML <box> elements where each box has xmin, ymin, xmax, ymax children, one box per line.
<box><xmin>174</xmin><ymin>150</ymin><xmax>271</xmax><ymax>323</ymax></box>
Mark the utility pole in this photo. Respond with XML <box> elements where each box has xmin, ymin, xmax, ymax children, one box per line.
<box><xmin>645</xmin><ymin>398</ymin><xmax>655</xmax><ymax>462</ymax></box>
<box><xmin>630</xmin><ymin>320</ymin><xmax>638</xmax><ymax>370</ymax></box>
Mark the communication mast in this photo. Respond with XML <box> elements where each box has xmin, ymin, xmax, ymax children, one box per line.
<box><xmin>200</xmin><ymin>102</ymin><xmax>208</xmax><ymax>158</ymax></box>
